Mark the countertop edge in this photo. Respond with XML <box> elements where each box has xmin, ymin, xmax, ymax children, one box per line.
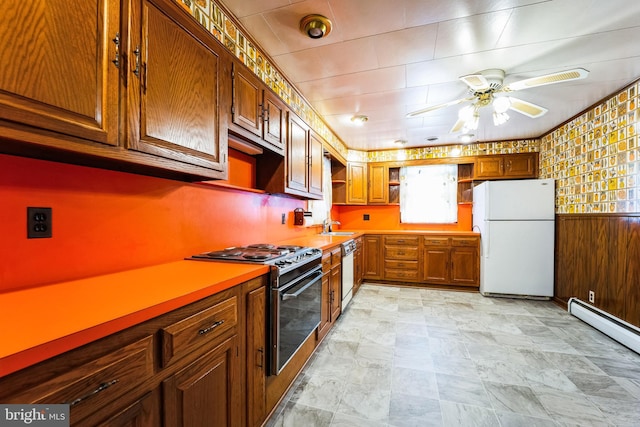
<box><xmin>0</xmin><ymin>262</ymin><xmax>269</xmax><ymax>377</ymax></box>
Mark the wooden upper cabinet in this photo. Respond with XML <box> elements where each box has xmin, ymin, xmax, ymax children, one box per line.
<box><xmin>286</xmin><ymin>112</ymin><xmax>310</xmax><ymax>194</ymax></box>
<box><xmin>263</xmin><ymin>91</ymin><xmax>286</xmax><ymax>150</ymax></box>
<box><xmin>368</xmin><ymin>164</ymin><xmax>388</xmax><ymax>204</ymax></box>
<box><xmin>0</xmin><ymin>0</ymin><xmax>120</xmax><ymax>146</ymax></box>
<box><xmin>230</xmin><ymin>62</ymin><xmax>286</xmax><ymax>153</ymax></box>
<box><xmin>308</xmin><ymin>131</ymin><xmax>324</xmax><ymax>197</ymax></box>
<box><xmin>474</xmin><ymin>153</ymin><xmax>538</xmax><ymax>180</ymax></box>
<box><xmin>126</xmin><ymin>0</ymin><xmax>227</xmax><ymax>177</ymax></box>
<box><xmin>347</xmin><ymin>162</ymin><xmax>367</xmax><ymax>204</ymax></box>
<box><xmin>231</xmin><ymin>63</ymin><xmax>262</xmax><ymax>139</ymax></box>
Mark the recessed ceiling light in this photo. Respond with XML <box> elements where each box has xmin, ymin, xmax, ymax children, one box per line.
<box><xmin>350</xmin><ymin>115</ymin><xmax>368</xmax><ymax>125</ymax></box>
<box><xmin>459</xmin><ymin>134</ymin><xmax>475</xmax><ymax>144</ymax></box>
<box><xmin>300</xmin><ymin>15</ymin><xmax>332</xmax><ymax>39</ymax></box>
<box><xmin>394</xmin><ymin>139</ymin><xmax>407</xmax><ymax>145</ymax></box>
<box><xmin>426</xmin><ymin>136</ymin><xmax>439</xmax><ymax>142</ymax></box>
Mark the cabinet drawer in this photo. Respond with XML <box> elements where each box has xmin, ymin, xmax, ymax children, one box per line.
<box><xmin>451</xmin><ymin>237</ymin><xmax>479</xmax><ymax>247</ymax></box>
<box><xmin>384</xmin><ymin>236</ymin><xmax>419</xmax><ymax>246</ymax></box>
<box><xmin>14</xmin><ymin>335</ymin><xmax>154</xmax><ymax>423</ymax></box>
<box><xmin>384</xmin><ymin>246</ymin><xmax>418</xmax><ymax>260</ymax></box>
<box><xmin>385</xmin><ymin>269</ymin><xmax>420</xmax><ymax>280</ymax></box>
<box><xmin>322</xmin><ymin>252</ymin><xmax>332</xmax><ymax>272</ymax></box>
<box><xmin>423</xmin><ymin>237</ymin><xmax>450</xmax><ymax>246</ymax></box>
<box><xmin>331</xmin><ymin>248</ymin><xmax>342</xmax><ymax>266</ymax></box>
<box><xmin>161</xmin><ymin>296</ymin><xmax>238</xmax><ymax>367</ymax></box>
<box><xmin>384</xmin><ymin>260</ymin><xmax>418</xmax><ymax>270</ymax></box>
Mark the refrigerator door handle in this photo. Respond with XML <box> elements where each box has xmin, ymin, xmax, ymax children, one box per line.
<box><xmin>484</xmin><ymin>222</ymin><xmax>490</xmax><ymax>258</ymax></box>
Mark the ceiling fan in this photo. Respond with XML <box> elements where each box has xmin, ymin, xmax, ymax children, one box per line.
<box><xmin>407</xmin><ymin>68</ymin><xmax>589</xmax><ymax>133</ymax></box>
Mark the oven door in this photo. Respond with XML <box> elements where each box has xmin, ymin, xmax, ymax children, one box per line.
<box><xmin>271</xmin><ymin>265</ymin><xmax>322</xmax><ymax>375</ymax></box>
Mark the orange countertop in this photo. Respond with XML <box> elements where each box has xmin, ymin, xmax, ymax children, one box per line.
<box><xmin>0</xmin><ymin>260</ymin><xmax>269</xmax><ymax>377</ymax></box>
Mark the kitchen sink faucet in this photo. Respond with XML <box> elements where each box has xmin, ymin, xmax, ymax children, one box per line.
<box><xmin>322</xmin><ymin>219</ymin><xmax>341</xmax><ymax>233</ymax></box>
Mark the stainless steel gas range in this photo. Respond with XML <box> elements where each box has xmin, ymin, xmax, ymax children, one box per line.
<box><xmin>189</xmin><ymin>244</ymin><xmax>322</xmax><ymax>375</ymax></box>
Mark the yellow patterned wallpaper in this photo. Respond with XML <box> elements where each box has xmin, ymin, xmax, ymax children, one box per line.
<box><xmin>178</xmin><ymin>0</ymin><xmax>638</xmax><ymax>215</ymax></box>
<box><xmin>539</xmin><ymin>82</ymin><xmax>639</xmax><ymax>214</ymax></box>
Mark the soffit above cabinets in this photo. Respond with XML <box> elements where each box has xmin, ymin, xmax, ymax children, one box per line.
<box><xmin>219</xmin><ymin>0</ymin><xmax>640</xmax><ymax>151</ymax></box>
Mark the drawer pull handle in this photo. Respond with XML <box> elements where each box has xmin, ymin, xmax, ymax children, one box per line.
<box><xmin>112</xmin><ymin>33</ymin><xmax>120</xmax><ymax>68</ymax></box>
<box><xmin>257</xmin><ymin>347</ymin><xmax>264</xmax><ymax>368</ymax></box>
<box><xmin>199</xmin><ymin>319</ymin><xmax>225</xmax><ymax>335</ymax></box>
<box><xmin>67</xmin><ymin>379</ymin><xmax>119</xmax><ymax>407</ymax></box>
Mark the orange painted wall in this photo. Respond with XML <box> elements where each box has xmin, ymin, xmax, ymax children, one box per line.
<box><xmin>0</xmin><ymin>154</ymin><xmax>311</xmax><ymax>293</ymax></box>
<box><xmin>333</xmin><ymin>204</ymin><xmax>473</xmax><ymax>231</ymax></box>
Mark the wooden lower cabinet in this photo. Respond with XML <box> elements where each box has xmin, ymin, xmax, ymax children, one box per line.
<box><xmin>163</xmin><ymin>335</ymin><xmax>241</xmax><ymax>426</ymax></box>
<box><xmin>384</xmin><ymin>236</ymin><xmax>420</xmax><ymax>282</ymax></box>
<box><xmin>423</xmin><ymin>236</ymin><xmax>479</xmax><ymax>287</ymax></box>
<box><xmin>103</xmin><ymin>388</ymin><xmax>161</xmax><ymax>427</ymax></box>
<box><xmin>363</xmin><ymin>235</ymin><xmax>383</xmax><ymax>280</ymax></box>
<box><xmin>0</xmin><ymin>276</ymin><xmax>268</xmax><ymax>427</ymax></box>
<box><xmin>318</xmin><ymin>247</ymin><xmax>342</xmax><ymax>342</ymax></box>
<box><xmin>363</xmin><ymin>233</ymin><xmax>479</xmax><ymax>288</ymax></box>
<box><xmin>246</xmin><ymin>284</ymin><xmax>267</xmax><ymax>427</ymax></box>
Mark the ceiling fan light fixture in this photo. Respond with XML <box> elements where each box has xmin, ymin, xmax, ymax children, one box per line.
<box><xmin>493</xmin><ymin>111</ymin><xmax>510</xmax><ymax>126</ymax></box>
<box><xmin>458</xmin><ymin>104</ymin><xmax>476</xmax><ymax>120</ymax></box>
<box><xmin>493</xmin><ymin>96</ymin><xmax>511</xmax><ymax>113</ymax></box>
<box><xmin>350</xmin><ymin>115</ymin><xmax>368</xmax><ymax>126</ymax></box>
<box><xmin>300</xmin><ymin>14</ymin><xmax>332</xmax><ymax>39</ymax></box>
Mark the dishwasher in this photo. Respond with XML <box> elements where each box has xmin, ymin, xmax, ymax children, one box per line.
<box><xmin>341</xmin><ymin>239</ymin><xmax>357</xmax><ymax>311</ymax></box>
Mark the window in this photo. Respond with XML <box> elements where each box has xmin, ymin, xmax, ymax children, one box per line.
<box><xmin>308</xmin><ymin>155</ymin><xmax>332</xmax><ymax>224</ymax></box>
<box><xmin>399</xmin><ymin>164</ymin><xmax>458</xmax><ymax>223</ymax></box>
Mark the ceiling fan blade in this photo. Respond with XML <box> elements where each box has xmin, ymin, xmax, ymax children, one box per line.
<box><xmin>508</xmin><ymin>97</ymin><xmax>548</xmax><ymax>118</ymax></box>
<box><xmin>504</xmin><ymin>68</ymin><xmax>589</xmax><ymax>92</ymax></box>
<box><xmin>406</xmin><ymin>97</ymin><xmax>472</xmax><ymax>118</ymax></box>
<box><xmin>450</xmin><ymin>118</ymin><xmax>467</xmax><ymax>133</ymax></box>
<box><xmin>460</xmin><ymin>73</ymin><xmax>491</xmax><ymax>91</ymax></box>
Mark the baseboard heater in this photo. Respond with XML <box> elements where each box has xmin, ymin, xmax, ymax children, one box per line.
<box><xmin>568</xmin><ymin>297</ymin><xmax>640</xmax><ymax>355</ymax></box>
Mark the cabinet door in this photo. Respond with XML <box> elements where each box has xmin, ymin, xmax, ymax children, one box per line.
<box><xmin>246</xmin><ymin>286</ymin><xmax>266</xmax><ymax>427</ymax></box>
<box><xmin>368</xmin><ymin>164</ymin><xmax>388</xmax><ymax>204</ymax></box>
<box><xmin>317</xmin><ymin>272</ymin><xmax>332</xmax><ymax>342</ymax></box>
<box><xmin>308</xmin><ymin>132</ymin><xmax>324</xmax><ymax>197</ymax></box>
<box><xmin>263</xmin><ymin>90</ymin><xmax>286</xmax><ymax>150</ymax></box>
<box><xmin>347</xmin><ymin>162</ymin><xmax>367</xmax><ymax>204</ymax></box>
<box><xmin>363</xmin><ymin>236</ymin><xmax>383</xmax><ymax>279</ymax></box>
<box><xmin>286</xmin><ymin>112</ymin><xmax>309</xmax><ymax>194</ymax></box>
<box><xmin>423</xmin><ymin>247</ymin><xmax>450</xmax><ymax>283</ymax></box>
<box><xmin>504</xmin><ymin>153</ymin><xmax>537</xmax><ymax>178</ymax></box>
<box><xmin>102</xmin><ymin>389</ymin><xmax>161</xmax><ymax>427</ymax></box>
<box><xmin>0</xmin><ymin>0</ymin><xmax>119</xmax><ymax>146</ymax></box>
<box><xmin>474</xmin><ymin>156</ymin><xmax>504</xmax><ymax>179</ymax></box>
<box><xmin>330</xmin><ymin>249</ymin><xmax>342</xmax><ymax>322</ymax></box>
<box><xmin>231</xmin><ymin>63</ymin><xmax>262</xmax><ymax>138</ymax></box>
<box><xmin>163</xmin><ymin>335</ymin><xmax>241</xmax><ymax>427</ymax></box>
<box><xmin>127</xmin><ymin>0</ymin><xmax>226</xmax><ymax>175</ymax></box>
<box><xmin>450</xmin><ymin>246</ymin><xmax>479</xmax><ymax>287</ymax></box>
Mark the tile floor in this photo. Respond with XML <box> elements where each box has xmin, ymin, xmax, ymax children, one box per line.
<box><xmin>265</xmin><ymin>284</ymin><xmax>640</xmax><ymax>427</ymax></box>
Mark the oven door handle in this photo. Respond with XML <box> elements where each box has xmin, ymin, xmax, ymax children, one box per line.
<box><xmin>281</xmin><ymin>272</ymin><xmax>322</xmax><ymax>301</ymax></box>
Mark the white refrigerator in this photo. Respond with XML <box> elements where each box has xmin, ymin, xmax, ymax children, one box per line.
<box><xmin>473</xmin><ymin>178</ymin><xmax>555</xmax><ymax>298</ymax></box>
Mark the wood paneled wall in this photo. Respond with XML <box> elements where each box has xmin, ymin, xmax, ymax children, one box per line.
<box><xmin>555</xmin><ymin>214</ymin><xmax>640</xmax><ymax>328</ymax></box>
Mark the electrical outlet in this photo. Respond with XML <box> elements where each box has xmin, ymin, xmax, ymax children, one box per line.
<box><xmin>27</xmin><ymin>207</ymin><xmax>52</xmax><ymax>238</ymax></box>
<box><xmin>363</xmin><ymin>214</ymin><xmax>370</xmax><ymax>221</ymax></box>
<box><xmin>281</xmin><ymin>213</ymin><xmax>286</xmax><ymax>225</ymax></box>
<box><xmin>588</xmin><ymin>290</ymin><xmax>595</xmax><ymax>304</ymax></box>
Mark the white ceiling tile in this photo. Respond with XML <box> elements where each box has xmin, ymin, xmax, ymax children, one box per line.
<box><xmin>328</xmin><ymin>0</ymin><xmax>406</xmax><ymax>40</ymax></box>
<box><xmin>273</xmin><ymin>37</ymin><xmax>378</xmax><ymax>82</ymax></box>
<box><xmin>373</xmin><ymin>25</ymin><xmax>438</xmax><ymax>68</ymax></box>
<box><xmin>434</xmin><ymin>10</ymin><xmax>512</xmax><ymax>58</ymax></box>
<box><xmin>295</xmin><ymin>66</ymin><xmax>407</xmax><ymax>101</ymax></box>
